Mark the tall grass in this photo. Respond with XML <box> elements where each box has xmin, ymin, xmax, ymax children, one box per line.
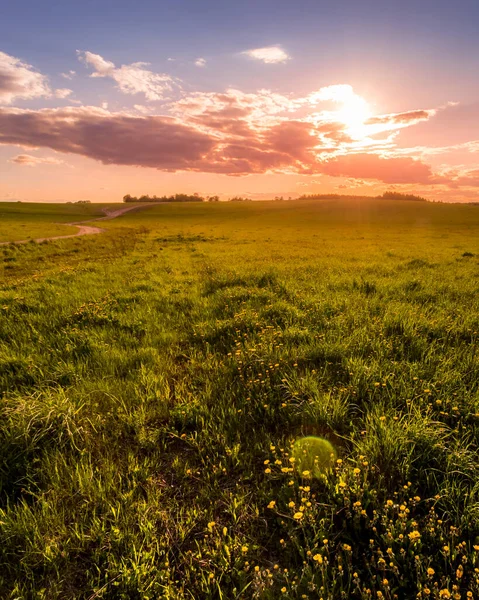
<box><xmin>1</xmin><ymin>198</ymin><xmax>479</xmax><ymax>598</ymax></box>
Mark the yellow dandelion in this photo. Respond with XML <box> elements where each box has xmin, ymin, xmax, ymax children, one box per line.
<box><xmin>408</xmin><ymin>530</ymin><xmax>421</xmax><ymax>542</ymax></box>
<box><xmin>281</xmin><ymin>588</ymin><xmax>287</xmax><ymax>593</ymax></box>
<box><xmin>353</xmin><ymin>468</ymin><xmax>360</xmax><ymax>475</ymax></box>
<box><xmin>267</xmin><ymin>500</ymin><xmax>276</xmax><ymax>509</ymax></box>
<box><xmin>293</xmin><ymin>512</ymin><xmax>304</xmax><ymax>520</ymax></box>
<box><xmin>241</xmin><ymin>546</ymin><xmax>248</xmax><ymax>553</ymax></box>
<box><xmin>427</xmin><ymin>567</ymin><xmax>435</xmax><ymax>576</ymax></box>
<box><xmin>439</xmin><ymin>591</ymin><xmax>451</xmax><ymax>599</ymax></box>
<box><xmin>313</xmin><ymin>553</ymin><xmax>323</xmax><ymax>564</ymax></box>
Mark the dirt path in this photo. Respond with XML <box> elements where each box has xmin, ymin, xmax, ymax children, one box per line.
<box><xmin>0</xmin><ymin>204</ymin><xmax>151</xmax><ymax>246</ymax></box>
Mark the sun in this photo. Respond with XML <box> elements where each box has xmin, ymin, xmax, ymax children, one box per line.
<box><xmin>336</xmin><ymin>95</ymin><xmax>372</xmax><ymax>136</ymax></box>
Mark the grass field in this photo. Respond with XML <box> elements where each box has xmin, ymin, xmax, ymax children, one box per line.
<box><xmin>1</xmin><ymin>197</ymin><xmax>479</xmax><ymax>599</ymax></box>
<box><xmin>0</xmin><ymin>203</ymin><xmax>111</xmax><ymax>243</ymax></box>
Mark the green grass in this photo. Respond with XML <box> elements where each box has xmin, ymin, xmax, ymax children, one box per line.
<box><xmin>1</xmin><ymin>197</ymin><xmax>479</xmax><ymax>599</ymax></box>
<box><xmin>0</xmin><ymin>203</ymin><xmax>111</xmax><ymax>243</ymax></box>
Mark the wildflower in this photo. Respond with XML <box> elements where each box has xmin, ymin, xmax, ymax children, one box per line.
<box><xmin>408</xmin><ymin>530</ymin><xmax>421</xmax><ymax>542</ymax></box>
<box><xmin>281</xmin><ymin>588</ymin><xmax>287</xmax><ymax>593</ymax></box>
<box><xmin>338</xmin><ymin>481</ymin><xmax>347</xmax><ymax>489</ymax></box>
<box><xmin>267</xmin><ymin>500</ymin><xmax>276</xmax><ymax>509</ymax></box>
<box><xmin>289</xmin><ymin>501</ymin><xmax>296</xmax><ymax>508</ymax></box>
<box><xmin>302</xmin><ymin>470</ymin><xmax>311</xmax><ymax>477</ymax></box>
<box><xmin>207</xmin><ymin>521</ymin><xmax>216</xmax><ymax>531</ymax></box>
<box><xmin>439</xmin><ymin>591</ymin><xmax>451</xmax><ymax>599</ymax></box>
<box><xmin>343</xmin><ymin>544</ymin><xmax>352</xmax><ymax>552</ymax></box>
<box><xmin>353</xmin><ymin>468</ymin><xmax>360</xmax><ymax>475</ymax></box>
<box><xmin>427</xmin><ymin>567</ymin><xmax>435</xmax><ymax>576</ymax></box>
<box><xmin>386</xmin><ymin>499</ymin><xmax>393</xmax><ymax>507</ymax></box>
<box><xmin>241</xmin><ymin>546</ymin><xmax>248</xmax><ymax>553</ymax></box>
<box><xmin>254</xmin><ymin>565</ymin><xmax>260</xmax><ymax>572</ymax></box>
<box><xmin>383</xmin><ymin>579</ymin><xmax>389</xmax><ymax>586</ymax></box>
<box><xmin>264</xmin><ymin>468</ymin><xmax>271</xmax><ymax>474</ymax></box>
<box><xmin>313</xmin><ymin>554</ymin><xmax>323</xmax><ymax>564</ymax></box>
<box><xmin>293</xmin><ymin>512</ymin><xmax>304</xmax><ymax>520</ymax></box>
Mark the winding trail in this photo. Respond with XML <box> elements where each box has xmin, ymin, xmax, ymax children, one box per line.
<box><xmin>0</xmin><ymin>203</ymin><xmax>152</xmax><ymax>246</ymax></box>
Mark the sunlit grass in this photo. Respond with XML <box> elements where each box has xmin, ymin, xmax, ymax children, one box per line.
<box><xmin>1</xmin><ymin>197</ymin><xmax>479</xmax><ymax>598</ymax></box>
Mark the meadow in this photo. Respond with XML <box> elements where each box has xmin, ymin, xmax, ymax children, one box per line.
<box><xmin>0</xmin><ymin>203</ymin><xmax>111</xmax><ymax>243</ymax></box>
<box><xmin>1</xmin><ymin>197</ymin><xmax>479</xmax><ymax>599</ymax></box>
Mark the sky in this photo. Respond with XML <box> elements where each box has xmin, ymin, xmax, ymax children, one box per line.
<box><xmin>1</xmin><ymin>0</ymin><xmax>479</xmax><ymax>203</ymax></box>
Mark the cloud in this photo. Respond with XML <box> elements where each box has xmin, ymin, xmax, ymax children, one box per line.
<box><xmin>0</xmin><ymin>106</ymin><xmax>216</xmax><ymax>169</ymax></box>
<box><xmin>0</xmin><ymin>82</ymin><xmax>469</xmax><ymax>186</ymax></box>
<box><xmin>77</xmin><ymin>51</ymin><xmax>178</xmax><ymax>101</ymax></box>
<box><xmin>319</xmin><ymin>153</ymin><xmax>442</xmax><ymax>184</ymax></box>
<box><xmin>55</xmin><ymin>88</ymin><xmax>73</xmax><ymax>99</ymax></box>
<box><xmin>61</xmin><ymin>70</ymin><xmax>76</xmax><ymax>80</ymax></box>
<box><xmin>241</xmin><ymin>46</ymin><xmax>290</xmax><ymax>64</ymax></box>
<box><xmin>365</xmin><ymin>109</ymin><xmax>434</xmax><ymax>127</ymax></box>
<box><xmin>0</xmin><ymin>51</ymin><xmax>51</xmax><ymax>104</ymax></box>
<box><xmin>8</xmin><ymin>153</ymin><xmax>64</xmax><ymax>166</ymax></box>
<box><xmin>195</xmin><ymin>58</ymin><xmax>207</xmax><ymax>68</ymax></box>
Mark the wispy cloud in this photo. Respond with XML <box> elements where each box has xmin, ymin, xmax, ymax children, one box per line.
<box><xmin>77</xmin><ymin>51</ymin><xmax>179</xmax><ymax>101</ymax></box>
<box><xmin>55</xmin><ymin>88</ymin><xmax>73</xmax><ymax>99</ymax></box>
<box><xmin>194</xmin><ymin>57</ymin><xmax>207</xmax><ymax>68</ymax></box>
<box><xmin>61</xmin><ymin>70</ymin><xmax>76</xmax><ymax>80</ymax></box>
<box><xmin>9</xmin><ymin>153</ymin><xmax>64</xmax><ymax>166</ymax></box>
<box><xmin>241</xmin><ymin>46</ymin><xmax>290</xmax><ymax>64</ymax></box>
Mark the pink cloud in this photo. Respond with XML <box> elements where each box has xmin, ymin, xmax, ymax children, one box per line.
<box><xmin>0</xmin><ymin>51</ymin><xmax>51</xmax><ymax>104</ymax></box>
<box><xmin>319</xmin><ymin>153</ymin><xmax>442</xmax><ymax>185</ymax></box>
<box><xmin>0</xmin><ymin>107</ymin><xmax>215</xmax><ymax>169</ymax></box>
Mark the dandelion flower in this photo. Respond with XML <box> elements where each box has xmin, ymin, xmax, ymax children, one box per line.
<box><xmin>267</xmin><ymin>500</ymin><xmax>276</xmax><ymax>509</ymax></box>
<box><xmin>293</xmin><ymin>512</ymin><xmax>304</xmax><ymax>520</ymax></box>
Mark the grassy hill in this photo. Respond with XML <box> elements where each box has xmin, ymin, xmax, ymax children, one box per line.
<box><xmin>1</xmin><ymin>197</ymin><xmax>479</xmax><ymax>598</ymax></box>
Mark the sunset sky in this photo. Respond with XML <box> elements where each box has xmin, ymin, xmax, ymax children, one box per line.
<box><xmin>1</xmin><ymin>0</ymin><xmax>478</xmax><ymax>203</ymax></box>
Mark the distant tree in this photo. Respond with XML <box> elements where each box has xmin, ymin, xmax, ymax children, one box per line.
<box><xmin>380</xmin><ymin>191</ymin><xmax>428</xmax><ymax>202</ymax></box>
<box><xmin>122</xmin><ymin>193</ymin><xmax>205</xmax><ymax>203</ymax></box>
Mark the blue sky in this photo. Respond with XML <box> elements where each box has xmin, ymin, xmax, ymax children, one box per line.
<box><xmin>1</xmin><ymin>0</ymin><xmax>478</xmax><ymax>202</ymax></box>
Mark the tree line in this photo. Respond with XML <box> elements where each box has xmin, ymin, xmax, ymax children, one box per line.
<box><xmin>298</xmin><ymin>192</ymin><xmax>428</xmax><ymax>202</ymax></box>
